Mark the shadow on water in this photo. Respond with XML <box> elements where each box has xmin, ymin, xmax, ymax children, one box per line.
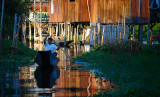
<box><xmin>34</xmin><ymin>55</ymin><xmax>60</xmax><ymax>96</ymax></box>
<box><xmin>0</xmin><ymin>42</ymin><xmax>115</xmax><ymax>97</ymax></box>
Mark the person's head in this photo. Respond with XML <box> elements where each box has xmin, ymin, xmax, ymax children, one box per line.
<box><xmin>48</xmin><ymin>38</ymin><xmax>53</xmax><ymax>44</ymax></box>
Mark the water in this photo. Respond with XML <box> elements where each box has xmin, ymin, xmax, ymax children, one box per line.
<box><xmin>0</xmin><ymin>42</ymin><xmax>115</xmax><ymax>97</ymax></box>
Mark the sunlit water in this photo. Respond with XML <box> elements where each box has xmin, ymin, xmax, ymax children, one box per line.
<box><xmin>0</xmin><ymin>42</ymin><xmax>115</xmax><ymax>97</ymax></box>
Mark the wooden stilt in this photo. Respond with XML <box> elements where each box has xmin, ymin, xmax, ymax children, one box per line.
<box><xmin>61</xmin><ymin>24</ymin><xmax>63</xmax><ymax>39</ymax></box>
<box><xmin>34</xmin><ymin>0</ymin><xmax>36</xmax><ymax>42</ymax></box>
<box><xmin>83</xmin><ymin>28</ymin><xmax>85</xmax><ymax>44</ymax></box>
<box><xmin>68</xmin><ymin>24</ymin><xmax>70</xmax><ymax>41</ymax></box>
<box><xmin>74</xmin><ymin>28</ymin><xmax>76</xmax><ymax>44</ymax></box>
<box><xmin>94</xmin><ymin>27</ymin><xmax>96</xmax><ymax>47</ymax></box>
<box><xmin>97</xmin><ymin>23</ymin><xmax>101</xmax><ymax>47</ymax></box>
<box><xmin>58</xmin><ymin>24</ymin><xmax>60</xmax><ymax>38</ymax></box>
<box><xmin>49</xmin><ymin>24</ymin><xmax>52</xmax><ymax>36</ymax></box>
<box><xmin>64</xmin><ymin>22</ymin><xmax>67</xmax><ymax>46</ymax></box>
<box><xmin>138</xmin><ymin>25</ymin><xmax>142</xmax><ymax>43</ymax></box>
<box><xmin>101</xmin><ymin>26</ymin><xmax>105</xmax><ymax>46</ymax></box>
<box><xmin>12</xmin><ymin>13</ymin><xmax>17</xmax><ymax>48</ymax></box>
<box><xmin>123</xmin><ymin>6</ymin><xmax>126</xmax><ymax>41</ymax></box>
<box><xmin>77</xmin><ymin>25</ymin><xmax>79</xmax><ymax>41</ymax></box>
<box><xmin>147</xmin><ymin>18</ymin><xmax>150</xmax><ymax>44</ymax></box>
<box><xmin>133</xmin><ymin>25</ymin><xmax>135</xmax><ymax>40</ymax></box>
<box><xmin>29</xmin><ymin>21</ymin><xmax>32</xmax><ymax>41</ymax></box>
<box><xmin>16</xmin><ymin>16</ymin><xmax>21</xmax><ymax>47</ymax></box>
<box><xmin>71</xmin><ymin>26</ymin><xmax>73</xmax><ymax>40</ymax></box>
<box><xmin>40</xmin><ymin>0</ymin><xmax>43</xmax><ymax>43</ymax></box>
<box><xmin>0</xmin><ymin>0</ymin><xmax>5</xmax><ymax>54</ymax></box>
<box><xmin>56</xmin><ymin>23</ymin><xmax>58</xmax><ymax>40</ymax></box>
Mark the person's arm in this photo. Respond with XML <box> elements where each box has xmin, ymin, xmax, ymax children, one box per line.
<box><xmin>44</xmin><ymin>34</ymin><xmax>49</xmax><ymax>44</ymax></box>
<box><xmin>44</xmin><ymin>37</ymin><xmax>47</xmax><ymax>44</ymax></box>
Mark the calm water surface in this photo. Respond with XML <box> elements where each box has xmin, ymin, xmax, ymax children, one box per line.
<box><xmin>0</xmin><ymin>42</ymin><xmax>115</xmax><ymax>97</ymax></box>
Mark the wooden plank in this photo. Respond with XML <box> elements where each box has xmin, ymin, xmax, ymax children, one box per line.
<box><xmin>132</xmin><ymin>0</ymin><xmax>139</xmax><ymax>23</ymax></box>
<box><xmin>68</xmin><ymin>2</ymin><xmax>75</xmax><ymax>22</ymax></box>
<box><xmin>75</xmin><ymin>0</ymin><xmax>79</xmax><ymax>22</ymax></box>
<box><xmin>99</xmin><ymin>0</ymin><xmax>104</xmax><ymax>23</ymax></box>
<box><xmin>104</xmin><ymin>0</ymin><xmax>107</xmax><ymax>23</ymax></box>
<box><xmin>81</xmin><ymin>0</ymin><xmax>90</xmax><ymax>22</ymax></box>
<box><xmin>58</xmin><ymin>0</ymin><xmax>63</xmax><ymax>22</ymax></box>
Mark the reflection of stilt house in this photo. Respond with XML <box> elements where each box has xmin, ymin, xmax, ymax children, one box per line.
<box><xmin>27</xmin><ymin>0</ymin><xmax>160</xmax><ymax>44</ymax></box>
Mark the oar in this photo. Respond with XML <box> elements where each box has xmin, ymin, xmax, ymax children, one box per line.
<box><xmin>53</xmin><ymin>40</ymin><xmax>75</xmax><ymax>63</ymax></box>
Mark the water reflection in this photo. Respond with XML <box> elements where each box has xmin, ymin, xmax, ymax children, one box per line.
<box><xmin>1</xmin><ymin>42</ymin><xmax>115</xmax><ymax>97</ymax></box>
<box><xmin>34</xmin><ymin>61</ymin><xmax>60</xmax><ymax>89</ymax></box>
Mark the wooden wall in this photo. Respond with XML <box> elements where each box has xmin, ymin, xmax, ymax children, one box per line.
<box><xmin>48</xmin><ymin>0</ymin><xmax>149</xmax><ymax>24</ymax></box>
<box><xmin>90</xmin><ymin>0</ymin><xmax>149</xmax><ymax>24</ymax></box>
<box><xmin>49</xmin><ymin>0</ymin><xmax>90</xmax><ymax>23</ymax></box>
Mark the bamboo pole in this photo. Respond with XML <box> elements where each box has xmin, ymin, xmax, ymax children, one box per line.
<box><xmin>12</xmin><ymin>13</ymin><xmax>17</xmax><ymax>48</ymax></box>
<box><xmin>68</xmin><ymin>24</ymin><xmax>70</xmax><ymax>41</ymax></box>
<box><xmin>71</xmin><ymin>26</ymin><xmax>73</xmax><ymax>40</ymax></box>
<box><xmin>133</xmin><ymin>25</ymin><xmax>135</xmax><ymax>40</ymax></box>
<box><xmin>61</xmin><ymin>24</ymin><xmax>63</xmax><ymax>38</ymax></box>
<box><xmin>101</xmin><ymin>26</ymin><xmax>105</xmax><ymax>46</ymax></box>
<box><xmin>59</xmin><ymin>23</ymin><xmax>61</xmax><ymax>37</ymax></box>
<box><xmin>16</xmin><ymin>16</ymin><xmax>21</xmax><ymax>47</ymax></box>
<box><xmin>94</xmin><ymin>27</ymin><xmax>96</xmax><ymax>47</ymax></box>
<box><xmin>34</xmin><ymin>0</ymin><xmax>36</xmax><ymax>42</ymax></box>
<box><xmin>118</xmin><ymin>19</ymin><xmax>120</xmax><ymax>40</ymax></box>
<box><xmin>97</xmin><ymin>23</ymin><xmax>101</xmax><ymax>47</ymax></box>
<box><xmin>138</xmin><ymin>25</ymin><xmax>143</xmax><ymax>43</ymax></box>
<box><xmin>40</xmin><ymin>0</ymin><xmax>42</xmax><ymax>42</ymax></box>
<box><xmin>83</xmin><ymin>28</ymin><xmax>85</xmax><ymax>44</ymax></box>
<box><xmin>24</xmin><ymin>19</ymin><xmax>27</xmax><ymax>43</ymax></box>
<box><xmin>56</xmin><ymin>23</ymin><xmax>58</xmax><ymax>40</ymax></box>
<box><xmin>74</xmin><ymin>28</ymin><xmax>76</xmax><ymax>44</ymax></box>
<box><xmin>123</xmin><ymin>6</ymin><xmax>126</xmax><ymax>41</ymax></box>
<box><xmin>29</xmin><ymin>21</ymin><xmax>32</xmax><ymax>41</ymax></box>
<box><xmin>77</xmin><ymin>25</ymin><xmax>79</xmax><ymax>41</ymax></box>
<box><xmin>64</xmin><ymin>22</ymin><xmax>67</xmax><ymax>46</ymax></box>
<box><xmin>0</xmin><ymin>0</ymin><xmax>5</xmax><ymax>54</ymax></box>
<box><xmin>147</xmin><ymin>13</ymin><xmax>150</xmax><ymax>44</ymax></box>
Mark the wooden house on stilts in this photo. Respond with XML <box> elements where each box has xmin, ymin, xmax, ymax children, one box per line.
<box><xmin>26</xmin><ymin>0</ymin><xmax>159</xmax><ymax>45</ymax></box>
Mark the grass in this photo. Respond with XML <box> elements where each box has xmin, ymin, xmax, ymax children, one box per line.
<box><xmin>74</xmin><ymin>42</ymin><xmax>160</xmax><ymax>96</ymax></box>
<box><xmin>0</xmin><ymin>40</ymin><xmax>37</xmax><ymax>73</ymax></box>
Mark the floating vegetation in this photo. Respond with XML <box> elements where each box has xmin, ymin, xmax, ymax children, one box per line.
<box><xmin>75</xmin><ymin>43</ymin><xmax>160</xmax><ymax>96</ymax></box>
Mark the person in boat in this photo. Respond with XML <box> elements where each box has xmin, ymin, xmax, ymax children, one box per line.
<box><xmin>44</xmin><ymin>36</ymin><xmax>59</xmax><ymax>66</ymax></box>
<box><xmin>44</xmin><ymin>36</ymin><xmax>59</xmax><ymax>55</ymax></box>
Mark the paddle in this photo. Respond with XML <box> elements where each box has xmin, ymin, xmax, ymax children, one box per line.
<box><xmin>53</xmin><ymin>40</ymin><xmax>75</xmax><ymax>63</ymax></box>
<box><xmin>45</xmin><ymin>35</ymin><xmax>75</xmax><ymax>63</ymax></box>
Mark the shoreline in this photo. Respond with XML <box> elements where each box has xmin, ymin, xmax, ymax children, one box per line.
<box><xmin>74</xmin><ymin>43</ymin><xmax>160</xmax><ymax>96</ymax></box>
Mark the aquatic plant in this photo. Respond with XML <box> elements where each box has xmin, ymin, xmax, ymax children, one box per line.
<box><xmin>75</xmin><ymin>43</ymin><xmax>160</xmax><ymax>96</ymax></box>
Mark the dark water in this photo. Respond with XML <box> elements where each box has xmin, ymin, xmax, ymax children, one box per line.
<box><xmin>0</xmin><ymin>42</ymin><xmax>115</xmax><ymax>97</ymax></box>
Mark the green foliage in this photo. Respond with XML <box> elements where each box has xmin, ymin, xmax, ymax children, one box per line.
<box><xmin>129</xmin><ymin>23</ymin><xmax>160</xmax><ymax>40</ymax></box>
<box><xmin>0</xmin><ymin>0</ymin><xmax>31</xmax><ymax>39</ymax></box>
<box><xmin>0</xmin><ymin>40</ymin><xmax>37</xmax><ymax>73</ymax></box>
<box><xmin>75</xmin><ymin>43</ymin><xmax>160</xmax><ymax>96</ymax></box>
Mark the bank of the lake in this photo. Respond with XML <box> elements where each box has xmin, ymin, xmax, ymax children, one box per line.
<box><xmin>0</xmin><ymin>40</ymin><xmax>37</xmax><ymax>73</ymax></box>
<box><xmin>75</xmin><ymin>43</ymin><xmax>160</xmax><ymax>96</ymax></box>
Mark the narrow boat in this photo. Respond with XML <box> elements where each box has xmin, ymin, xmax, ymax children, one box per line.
<box><xmin>34</xmin><ymin>50</ymin><xmax>59</xmax><ymax>69</ymax></box>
